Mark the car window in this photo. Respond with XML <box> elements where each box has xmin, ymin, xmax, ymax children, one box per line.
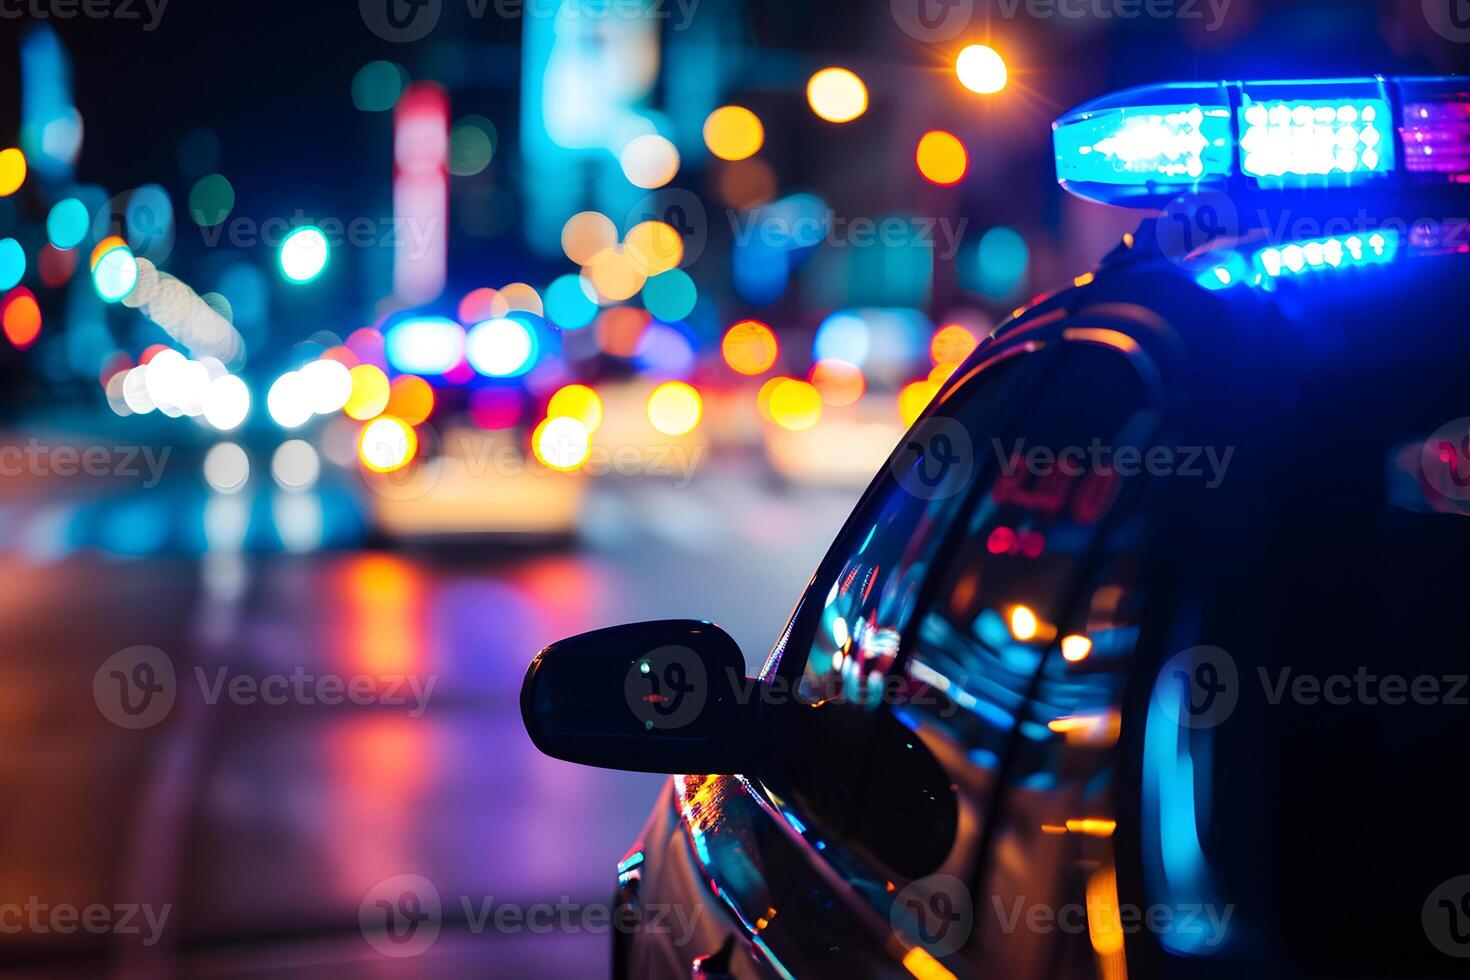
<box><xmin>759</xmin><ymin>343</ymin><xmax>1042</xmax><ymax>885</ymax></box>
<box><xmin>879</xmin><ymin>336</ymin><xmax>1160</xmax><ymax>968</ymax></box>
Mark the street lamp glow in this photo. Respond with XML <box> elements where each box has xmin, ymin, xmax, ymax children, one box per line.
<box><xmin>279</xmin><ymin>225</ymin><xmax>329</xmax><ymax>283</ymax></box>
<box><xmin>957</xmin><ymin>44</ymin><xmax>1007</xmax><ymax>95</ymax></box>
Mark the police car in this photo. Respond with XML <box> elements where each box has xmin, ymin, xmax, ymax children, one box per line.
<box><xmin>522</xmin><ymin>76</ymin><xmax>1470</xmax><ymax>978</ymax></box>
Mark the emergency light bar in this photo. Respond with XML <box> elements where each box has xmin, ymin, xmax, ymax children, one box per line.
<box><xmin>1054</xmin><ymin>76</ymin><xmax>1470</xmax><ymax>206</ymax></box>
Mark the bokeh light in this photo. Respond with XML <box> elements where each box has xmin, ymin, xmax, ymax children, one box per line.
<box><xmin>1009</xmin><ymin>604</ymin><xmax>1039</xmax><ymax>641</ymax></box>
<box><xmin>722</xmin><ymin>319</ymin><xmax>779</xmax><ymax>375</ymax></box>
<box><xmin>545</xmin><ymin>274</ymin><xmax>598</xmax><ymax>329</ymax></box>
<box><xmin>38</xmin><ymin>244</ymin><xmax>76</xmax><ymax>287</ymax></box>
<box><xmin>188</xmin><ymin>173</ymin><xmax>234</xmax><ymax>227</ymax></box>
<box><xmin>583</xmin><ymin>247</ymin><xmax>646</xmax><ymax>303</ymax></box>
<box><xmin>46</xmin><ymin>198</ymin><xmax>89</xmax><ymax>249</ymax></box>
<box><xmin>301</xmin><ymin>358</ymin><xmax>354</xmax><ymax>414</ymax></box>
<box><xmin>469</xmin><ymin>386</ymin><xmax>523</xmax><ymax>430</ymax></box>
<box><xmin>806</xmin><ymin>68</ymin><xmax>868</xmax><ymax>123</ymax></box>
<box><xmin>1062</xmin><ymin>634</ymin><xmax>1093</xmax><ymax>663</ymax></box>
<box><xmin>458</xmin><ymin>286</ymin><xmax>500</xmax><ymax>324</ymax></box>
<box><xmin>533</xmin><ymin>416</ymin><xmax>592</xmax><ymax>471</ymax></box>
<box><xmin>595</xmin><ymin>307</ymin><xmax>652</xmax><ymax>357</ymax></box>
<box><xmin>351</xmin><ymin>60</ymin><xmax>407</xmax><ymax>112</ymax></box>
<box><xmin>814</xmin><ymin>312</ymin><xmax>871</xmax><ymax>366</ymax></box>
<box><xmin>768</xmin><ymin>378</ymin><xmax>823</xmax><ymax>431</ymax></box>
<box><xmin>0</xmin><ymin>148</ymin><xmax>26</xmax><ymax>196</ymax></box>
<box><xmin>385</xmin><ymin>316</ymin><xmax>465</xmax><ymax>375</ymax></box>
<box><xmin>931</xmin><ymin>324</ymin><xmax>979</xmax><ymax>364</ymax></box>
<box><xmin>647</xmin><ymin>381</ymin><xmax>702</xmax><ymax>436</ymax></box>
<box><xmin>547</xmin><ymin>383</ymin><xmax>603</xmax><ymax>432</ymax></box>
<box><xmin>2</xmin><ymin>288</ymin><xmax>42</xmax><ymax>350</ymax></box>
<box><xmin>974</xmin><ymin>226</ymin><xmax>1029</xmax><ymax>299</ymax></box>
<box><xmin>619</xmin><ymin>134</ymin><xmax>680</xmax><ymax>189</ymax></box>
<box><xmin>561</xmin><ymin>211</ymin><xmax>617</xmax><ymax>265</ymax></box>
<box><xmin>466</xmin><ymin>316</ymin><xmax>537</xmax><ymax>377</ymax></box>
<box><xmin>203</xmin><ymin>443</ymin><xmax>250</xmax><ymax>494</ymax></box>
<box><xmin>359</xmin><ymin>415</ymin><xmax>418</xmax><ymax>473</ymax></box>
<box><xmin>267</xmin><ymin>370</ymin><xmax>313</xmax><ymax>428</ymax></box>
<box><xmin>272</xmin><ymin>440</ymin><xmax>321</xmax><ymax>492</ymax></box>
<box><xmin>703</xmin><ymin>106</ymin><xmax>764</xmax><ymax>161</ymax></box>
<box><xmin>898</xmin><ymin>380</ymin><xmax>940</xmax><ymax>426</ymax></box>
<box><xmin>624</xmin><ymin>220</ymin><xmax>683</xmax><ymax>275</ymax></box>
<box><xmin>756</xmin><ymin>376</ymin><xmax>788</xmax><ymax>422</ymax></box>
<box><xmin>384</xmin><ymin>375</ymin><xmax>433</xmax><ymax>426</ymax></box>
<box><xmin>916</xmin><ymin>130</ymin><xmax>968</xmax><ymax>186</ymax></box>
<box><xmin>203</xmin><ymin>374</ymin><xmax>250</xmax><ymax>431</ymax></box>
<box><xmin>491</xmin><ymin>282</ymin><xmax>544</xmax><ymax>317</ymax></box>
<box><xmin>957</xmin><ymin>44</ymin><xmax>1008</xmax><ymax>94</ymax></box>
<box><xmin>449</xmin><ymin>115</ymin><xmax>496</xmax><ymax>176</ymax></box>
<box><xmin>809</xmin><ymin>359</ymin><xmax>866</xmax><ymax>406</ymax></box>
<box><xmin>0</xmin><ymin>239</ymin><xmax>25</xmax><ymax>291</ymax></box>
<box><xmin>92</xmin><ymin>244</ymin><xmax>138</xmax><ymax>302</ymax></box>
<box><xmin>642</xmin><ymin>269</ymin><xmax>697</xmax><ymax>322</ymax></box>
<box><xmin>344</xmin><ymin>364</ymin><xmax>391</xmax><ymax>420</ymax></box>
<box><xmin>280</xmin><ymin>226</ymin><xmax>330</xmax><ymax>283</ymax></box>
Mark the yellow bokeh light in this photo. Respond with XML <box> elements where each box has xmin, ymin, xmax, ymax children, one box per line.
<box><xmin>491</xmin><ymin>281</ymin><xmax>544</xmax><ymax>317</ymax></box>
<box><xmin>532</xmin><ymin>416</ymin><xmax>592</xmax><ymax>471</ymax></box>
<box><xmin>647</xmin><ymin>381</ymin><xmax>702</xmax><ymax>436</ymax></box>
<box><xmin>561</xmin><ymin>211</ymin><xmax>617</xmax><ymax>266</ymax></box>
<box><xmin>344</xmin><ymin>364</ymin><xmax>391</xmax><ymax>420</ymax></box>
<box><xmin>703</xmin><ymin>105</ymin><xmax>764</xmax><ymax>161</ymax></box>
<box><xmin>1061</xmin><ymin>634</ymin><xmax>1093</xmax><ymax>663</ymax></box>
<box><xmin>547</xmin><ymin>383</ymin><xmax>603</xmax><ymax>433</ymax></box>
<box><xmin>721</xmin><ymin>319</ymin><xmax>778</xmax><ymax>375</ymax></box>
<box><xmin>386</xmin><ymin>374</ymin><xmax>435</xmax><ymax>426</ymax></box>
<box><xmin>769</xmin><ymin>379</ymin><xmax>823</xmax><ymax>431</ymax></box>
<box><xmin>624</xmin><ymin>220</ymin><xmax>684</xmax><ymax>276</ymax></box>
<box><xmin>898</xmin><ymin>379</ymin><xmax>940</xmax><ymax>426</ymax></box>
<box><xmin>90</xmin><ymin>235</ymin><xmax>128</xmax><ymax>271</ymax></box>
<box><xmin>756</xmin><ymin>375</ymin><xmax>789</xmax><ymax>422</ymax></box>
<box><xmin>957</xmin><ymin>44</ymin><xmax>1008</xmax><ymax>95</ymax></box>
<box><xmin>930</xmin><ymin>323</ymin><xmax>979</xmax><ymax>365</ymax></box>
<box><xmin>0</xmin><ymin>148</ymin><xmax>26</xmax><ymax>197</ymax></box>
<box><xmin>809</xmin><ymin>359</ymin><xmax>865</xmax><ymax>407</ymax></box>
<box><xmin>806</xmin><ymin>67</ymin><xmax>868</xmax><ymax>123</ymax></box>
<box><xmin>358</xmin><ymin>415</ymin><xmax>418</xmax><ymax>473</ymax></box>
<box><xmin>620</xmin><ymin>133</ymin><xmax>680</xmax><ymax>189</ymax></box>
<box><xmin>1009</xmin><ymin>604</ymin><xmax>1039</xmax><ymax>641</ymax></box>
<box><xmin>582</xmin><ymin>247</ymin><xmax>647</xmax><ymax>303</ymax></box>
<box><xmin>928</xmin><ymin>362</ymin><xmax>958</xmax><ymax>385</ymax></box>
<box><xmin>916</xmin><ymin>130</ymin><xmax>968</xmax><ymax>186</ymax></box>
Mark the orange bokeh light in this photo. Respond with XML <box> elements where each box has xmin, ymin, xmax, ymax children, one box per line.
<box><xmin>721</xmin><ymin>319</ymin><xmax>778</xmax><ymax>375</ymax></box>
<box><xmin>808</xmin><ymin>359</ymin><xmax>866</xmax><ymax>406</ymax></box>
<box><xmin>2</xmin><ymin>288</ymin><xmax>41</xmax><ymax>349</ymax></box>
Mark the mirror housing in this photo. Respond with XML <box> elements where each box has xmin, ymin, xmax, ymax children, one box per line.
<box><xmin>520</xmin><ymin>620</ymin><xmax>759</xmax><ymax>774</ymax></box>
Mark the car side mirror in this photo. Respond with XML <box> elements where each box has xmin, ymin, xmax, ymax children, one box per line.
<box><xmin>520</xmin><ymin>620</ymin><xmax>759</xmax><ymax>774</ymax></box>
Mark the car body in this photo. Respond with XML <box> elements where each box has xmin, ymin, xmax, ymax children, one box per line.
<box><xmin>523</xmin><ymin>76</ymin><xmax>1470</xmax><ymax>979</ymax></box>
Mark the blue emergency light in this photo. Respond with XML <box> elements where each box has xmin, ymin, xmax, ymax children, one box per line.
<box><xmin>1054</xmin><ymin>76</ymin><xmax>1470</xmax><ymax>206</ymax></box>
